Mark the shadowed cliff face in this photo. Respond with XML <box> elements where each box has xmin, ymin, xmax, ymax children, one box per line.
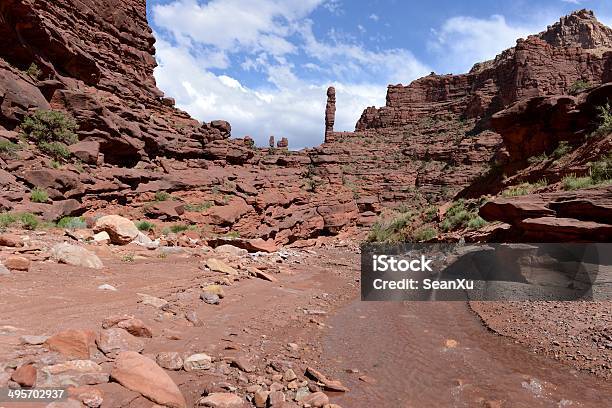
<box><xmin>0</xmin><ymin>3</ymin><xmax>610</xmax><ymax>245</ymax></box>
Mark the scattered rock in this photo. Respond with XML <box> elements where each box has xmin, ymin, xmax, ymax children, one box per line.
<box><xmin>0</xmin><ymin>233</ymin><xmax>23</xmax><ymax>247</ymax></box>
<box><xmin>92</xmin><ymin>231</ymin><xmax>110</xmax><ymax>244</ymax></box>
<box><xmin>230</xmin><ymin>356</ymin><xmax>255</xmax><ymax>373</ymax></box>
<box><xmin>305</xmin><ymin>367</ymin><xmax>348</xmax><ymax>392</ymax></box>
<box><xmin>117</xmin><ymin>318</ymin><xmax>153</xmax><ymax>338</ymax></box>
<box><xmin>0</xmin><ymin>263</ymin><xmax>10</xmax><ymax>276</ymax></box>
<box><xmin>20</xmin><ymin>334</ymin><xmax>49</xmax><ymax>345</ymax></box>
<box><xmin>51</xmin><ymin>243</ymin><xmax>104</xmax><ymax>269</ymax></box>
<box><xmin>185</xmin><ymin>310</ymin><xmax>204</xmax><ymax>327</ymax></box>
<box><xmin>201</xmin><ymin>291</ymin><xmax>221</xmax><ymax>305</ymax></box>
<box><xmin>156</xmin><ymin>352</ymin><xmax>183</xmax><ymax>370</ymax></box>
<box><xmin>38</xmin><ymin>360</ymin><xmax>109</xmax><ymax>388</ymax></box>
<box><xmin>183</xmin><ymin>353</ymin><xmax>212</xmax><ymax>371</ymax></box>
<box><xmin>11</xmin><ymin>364</ymin><xmax>36</xmax><ymax>387</ymax></box>
<box><xmin>254</xmin><ymin>390</ymin><xmax>269</xmax><ymax>407</ymax></box>
<box><xmin>300</xmin><ymin>392</ymin><xmax>329</xmax><ymax>407</ymax></box>
<box><xmin>94</xmin><ymin>215</ymin><xmax>139</xmax><ymax>245</ymax></box>
<box><xmin>96</xmin><ymin>328</ymin><xmax>145</xmax><ymax>357</ymax></box>
<box><xmin>283</xmin><ymin>369</ymin><xmax>297</xmax><ymax>382</ymax></box>
<box><xmin>97</xmin><ymin>284</ymin><xmax>117</xmax><ymax>291</ymax></box>
<box><xmin>4</xmin><ymin>256</ymin><xmax>30</xmax><ymax>271</ymax></box>
<box><xmin>268</xmin><ymin>391</ymin><xmax>285</xmax><ymax>406</ymax></box>
<box><xmin>203</xmin><ymin>284</ymin><xmax>225</xmax><ymax>298</ymax></box>
<box><xmin>249</xmin><ymin>267</ymin><xmax>278</xmax><ymax>282</ymax></box>
<box><xmin>205</xmin><ymin>258</ymin><xmax>238</xmax><ymax>275</ymax></box>
<box><xmin>214</xmin><ymin>244</ymin><xmax>248</xmax><ymax>257</ymax></box>
<box><xmin>111</xmin><ymin>351</ymin><xmax>187</xmax><ymax>408</ymax></box>
<box><xmin>45</xmin><ymin>330</ymin><xmax>97</xmax><ymax>359</ymax></box>
<box><xmin>68</xmin><ymin>385</ymin><xmax>104</xmax><ymax>408</ymax></box>
<box><xmin>197</xmin><ymin>392</ymin><xmax>246</xmax><ymax>407</ymax></box>
<box><xmin>137</xmin><ymin>293</ymin><xmax>168</xmax><ymax>309</ymax></box>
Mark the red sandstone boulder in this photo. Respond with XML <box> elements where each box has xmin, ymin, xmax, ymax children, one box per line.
<box><xmin>45</xmin><ymin>329</ymin><xmax>97</xmax><ymax>359</ymax></box>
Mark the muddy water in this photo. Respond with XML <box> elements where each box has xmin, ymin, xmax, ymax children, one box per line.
<box><xmin>324</xmin><ymin>301</ymin><xmax>612</xmax><ymax>407</ymax></box>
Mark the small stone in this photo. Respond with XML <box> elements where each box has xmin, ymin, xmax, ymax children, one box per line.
<box><xmin>205</xmin><ymin>258</ymin><xmax>238</xmax><ymax>275</ymax></box>
<box><xmin>300</xmin><ymin>391</ymin><xmax>329</xmax><ymax>407</ymax></box>
<box><xmin>51</xmin><ymin>243</ymin><xmax>104</xmax><ymax>269</ymax></box>
<box><xmin>4</xmin><ymin>256</ymin><xmax>30</xmax><ymax>271</ymax></box>
<box><xmin>198</xmin><ymin>392</ymin><xmax>245</xmax><ymax>407</ymax></box>
<box><xmin>156</xmin><ymin>352</ymin><xmax>183</xmax><ymax>370</ymax></box>
<box><xmin>0</xmin><ymin>263</ymin><xmax>10</xmax><ymax>275</ymax></box>
<box><xmin>268</xmin><ymin>391</ymin><xmax>285</xmax><ymax>406</ymax></box>
<box><xmin>203</xmin><ymin>284</ymin><xmax>225</xmax><ymax>298</ymax></box>
<box><xmin>201</xmin><ymin>291</ymin><xmax>221</xmax><ymax>305</ymax></box>
<box><xmin>283</xmin><ymin>369</ymin><xmax>297</xmax><ymax>382</ymax></box>
<box><xmin>68</xmin><ymin>385</ymin><xmax>104</xmax><ymax>408</ymax></box>
<box><xmin>254</xmin><ymin>390</ymin><xmax>269</xmax><ymax>407</ymax></box>
<box><xmin>0</xmin><ymin>233</ymin><xmax>23</xmax><ymax>247</ymax></box>
<box><xmin>45</xmin><ymin>329</ymin><xmax>97</xmax><ymax>359</ymax></box>
<box><xmin>445</xmin><ymin>339</ymin><xmax>458</xmax><ymax>348</ymax></box>
<box><xmin>98</xmin><ymin>284</ymin><xmax>117</xmax><ymax>291</ymax></box>
<box><xmin>137</xmin><ymin>293</ymin><xmax>168</xmax><ymax>309</ymax></box>
<box><xmin>117</xmin><ymin>318</ymin><xmax>153</xmax><ymax>338</ymax></box>
<box><xmin>215</xmin><ymin>244</ymin><xmax>248</xmax><ymax>257</ymax></box>
<box><xmin>183</xmin><ymin>353</ymin><xmax>212</xmax><ymax>371</ymax></box>
<box><xmin>12</xmin><ymin>364</ymin><xmax>36</xmax><ymax>387</ymax></box>
<box><xmin>92</xmin><ymin>231</ymin><xmax>110</xmax><ymax>243</ymax></box>
<box><xmin>270</xmin><ymin>382</ymin><xmax>283</xmax><ymax>392</ymax></box>
<box><xmin>94</xmin><ymin>215</ymin><xmax>139</xmax><ymax>245</ymax></box>
<box><xmin>96</xmin><ymin>328</ymin><xmax>144</xmax><ymax>357</ymax></box>
<box><xmin>185</xmin><ymin>311</ymin><xmax>204</xmax><ymax>327</ymax></box>
<box><xmin>231</xmin><ymin>356</ymin><xmax>255</xmax><ymax>373</ymax></box>
<box><xmin>20</xmin><ymin>335</ymin><xmax>49</xmax><ymax>345</ymax></box>
<box><xmin>294</xmin><ymin>387</ymin><xmax>310</xmax><ymax>401</ymax></box>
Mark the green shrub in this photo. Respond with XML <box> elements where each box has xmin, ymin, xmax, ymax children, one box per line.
<box><xmin>552</xmin><ymin>141</ymin><xmax>571</xmax><ymax>159</ymax></box>
<box><xmin>24</xmin><ymin>63</ymin><xmax>42</xmax><ymax>79</ymax></box>
<box><xmin>0</xmin><ymin>140</ymin><xmax>20</xmax><ymax>155</ymax></box>
<box><xmin>367</xmin><ymin>212</ymin><xmax>413</xmax><ymax>243</ymax></box>
<box><xmin>527</xmin><ymin>153</ymin><xmax>548</xmax><ymax>165</ymax></box>
<box><xmin>19</xmin><ymin>213</ymin><xmax>39</xmax><ymax>230</ymax></box>
<box><xmin>39</xmin><ymin>141</ymin><xmax>72</xmax><ymax>159</ymax></box>
<box><xmin>467</xmin><ymin>216</ymin><xmax>488</xmax><ymax>230</ymax></box>
<box><xmin>121</xmin><ymin>254</ymin><xmax>135</xmax><ymax>263</ymax></box>
<box><xmin>590</xmin><ymin>154</ymin><xmax>612</xmax><ymax>183</ymax></box>
<box><xmin>21</xmin><ymin>110</ymin><xmax>78</xmax><ymax>144</ymax></box>
<box><xmin>224</xmin><ymin>231</ymin><xmax>240</xmax><ymax>239</ymax></box>
<box><xmin>412</xmin><ymin>227</ymin><xmax>437</xmax><ymax>242</ymax></box>
<box><xmin>0</xmin><ymin>213</ymin><xmax>17</xmax><ymax>229</ymax></box>
<box><xmin>184</xmin><ymin>201</ymin><xmax>213</xmax><ymax>212</ymax></box>
<box><xmin>30</xmin><ymin>187</ymin><xmax>48</xmax><ymax>203</ymax></box>
<box><xmin>50</xmin><ymin>160</ymin><xmax>61</xmax><ymax>169</ymax></box>
<box><xmin>562</xmin><ymin>175</ymin><xmax>593</xmax><ymax>191</ymax></box>
<box><xmin>154</xmin><ymin>191</ymin><xmax>171</xmax><ymax>202</ymax></box>
<box><xmin>568</xmin><ymin>80</ymin><xmax>591</xmax><ymax>95</ymax></box>
<box><xmin>423</xmin><ymin>205</ymin><xmax>438</xmax><ymax>222</ymax></box>
<box><xmin>136</xmin><ymin>220</ymin><xmax>155</xmax><ymax>232</ymax></box>
<box><xmin>170</xmin><ymin>224</ymin><xmax>190</xmax><ymax>233</ymax></box>
<box><xmin>56</xmin><ymin>216</ymin><xmax>87</xmax><ymax>229</ymax></box>
<box><xmin>501</xmin><ymin>179</ymin><xmax>547</xmax><ymax>197</ymax></box>
<box><xmin>592</xmin><ymin>103</ymin><xmax>612</xmax><ymax>138</ymax></box>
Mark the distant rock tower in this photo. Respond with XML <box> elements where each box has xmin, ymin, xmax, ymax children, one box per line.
<box><xmin>325</xmin><ymin>86</ymin><xmax>336</xmax><ymax>142</ymax></box>
<box><xmin>269</xmin><ymin>136</ymin><xmax>275</xmax><ymax>148</ymax></box>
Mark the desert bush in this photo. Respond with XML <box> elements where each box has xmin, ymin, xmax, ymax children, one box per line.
<box><xmin>439</xmin><ymin>200</ymin><xmax>487</xmax><ymax>232</ymax></box>
<box><xmin>562</xmin><ymin>175</ymin><xmax>593</xmax><ymax>191</ymax></box>
<box><xmin>0</xmin><ymin>140</ymin><xmax>20</xmax><ymax>155</ymax></box>
<box><xmin>25</xmin><ymin>63</ymin><xmax>42</xmax><ymax>79</ymax></box>
<box><xmin>592</xmin><ymin>103</ymin><xmax>612</xmax><ymax>138</ymax></box>
<box><xmin>501</xmin><ymin>179</ymin><xmax>547</xmax><ymax>197</ymax></box>
<box><xmin>184</xmin><ymin>202</ymin><xmax>213</xmax><ymax>212</ymax></box>
<box><xmin>568</xmin><ymin>80</ymin><xmax>591</xmax><ymax>95</ymax></box>
<box><xmin>552</xmin><ymin>141</ymin><xmax>571</xmax><ymax>159</ymax></box>
<box><xmin>39</xmin><ymin>141</ymin><xmax>72</xmax><ymax>159</ymax></box>
<box><xmin>527</xmin><ymin>153</ymin><xmax>548</xmax><ymax>165</ymax></box>
<box><xmin>154</xmin><ymin>191</ymin><xmax>172</xmax><ymax>202</ymax></box>
<box><xmin>30</xmin><ymin>187</ymin><xmax>48</xmax><ymax>203</ymax></box>
<box><xmin>590</xmin><ymin>154</ymin><xmax>612</xmax><ymax>183</ymax></box>
<box><xmin>412</xmin><ymin>227</ymin><xmax>438</xmax><ymax>242</ymax></box>
<box><xmin>170</xmin><ymin>224</ymin><xmax>190</xmax><ymax>233</ymax></box>
<box><xmin>367</xmin><ymin>212</ymin><xmax>412</xmax><ymax>243</ymax></box>
<box><xmin>136</xmin><ymin>220</ymin><xmax>155</xmax><ymax>232</ymax></box>
<box><xmin>21</xmin><ymin>110</ymin><xmax>78</xmax><ymax>145</ymax></box>
<box><xmin>56</xmin><ymin>216</ymin><xmax>87</xmax><ymax>229</ymax></box>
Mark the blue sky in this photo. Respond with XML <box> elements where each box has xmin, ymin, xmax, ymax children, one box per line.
<box><xmin>147</xmin><ymin>0</ymin><xmax>612</xmax><ymax>148</ymax></box>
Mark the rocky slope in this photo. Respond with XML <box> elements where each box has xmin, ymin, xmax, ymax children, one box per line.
<box><xmin>0</xmin><ymin>3</ymin><xmax>611</xmax><ymax>248</ymax></box>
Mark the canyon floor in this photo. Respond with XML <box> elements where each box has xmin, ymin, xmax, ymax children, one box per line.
<box><xmin>1</xmin><ymin>229</ymin><xmax>611</xmax><ymax>408</ymax></box>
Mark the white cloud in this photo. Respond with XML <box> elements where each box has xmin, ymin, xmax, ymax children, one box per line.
<box><xmin>369</xmin><ymin>13</ymin><xmax>379</xmax><ymax>22</ymax></box>
<box><xmin>154</xmin><ymin>39</ymin><xmax>387</xmax><ymax>149</ymax></box>
<box><xmin>561</xmin><ymin>0</ymin><xmax>582</xmax><ymax>4</ymax></box>
<box><xmin>428</xmin><ymin>15</ymin><xmax>539</xmax><ymax>73</ymax></box>
<box><xmin>152</xmin><ymin>0</ymin><xmax>430</xmax><ymax>148</ymax></box>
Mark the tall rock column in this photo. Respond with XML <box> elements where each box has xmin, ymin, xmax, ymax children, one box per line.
<box><xmin>325</xmin><ymin>86</ymin><xmax>336</xmax><ymax>142</ymax></box>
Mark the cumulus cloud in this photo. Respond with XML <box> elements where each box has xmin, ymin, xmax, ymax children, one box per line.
<box><xmin>428</xmin><ymin>15</ymin><xmax>539</xmax><ymax>73</ymax></box>
<box><xmin>152</xmin><ymin>0</ymin><xmax>430</xmax><ymax>148</ymax></box>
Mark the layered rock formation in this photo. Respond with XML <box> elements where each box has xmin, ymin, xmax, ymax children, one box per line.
<box><xmin>0</xmin><ymin>2</ymin><xmax>610</xmax><ymax>245</ymax></box>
